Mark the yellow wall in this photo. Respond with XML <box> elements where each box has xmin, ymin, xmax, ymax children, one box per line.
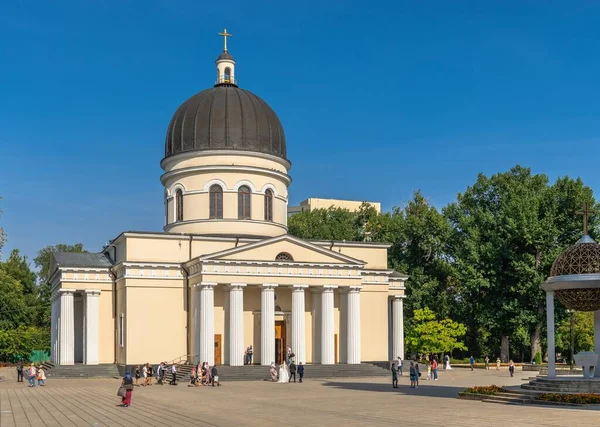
<box><xmin>360</xmin><ymin>285</ymin><xmax>389</xmax><ymax>361</ymax></box>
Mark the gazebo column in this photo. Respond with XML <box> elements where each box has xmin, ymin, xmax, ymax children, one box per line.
<box><xmin>595</xmin><ymin>309</ymin><xmax>600</xmax><ymax>377</ymax></box>
<box><xmin>59</xmin><ymin>289</ymin><xmax>75</xmax><ymax>365</ymax></box>
<box><xmin>546</xmin><ymin>291</ymin><xmax>556</xmax><ymax>379</ymax></box>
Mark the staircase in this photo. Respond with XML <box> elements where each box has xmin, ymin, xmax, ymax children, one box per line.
<box><xmin>42</xmin><ymin>362</ymin><xmax>121</xmax><ymax>378</ymax></box>
<box><xmin>479</xmin><ymin>389</ymin><xmax>537</xmax><ymax>405</ymax></box>
<box><xmin>522</xmin><ymin>377</ymin><xmax>600</xmax><ymax>393</ymax></box>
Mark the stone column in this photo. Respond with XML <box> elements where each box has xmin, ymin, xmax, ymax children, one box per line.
<box><xmin>392</xmin><ymin>296</ymin><xmax>405</xmax><ymax>360</ymax></box>
<box><xmin>347</xmin><ymin>286</ymin><xmax>362</xmax><ymax>364</ymax></box>
<box><xmin>339</xmin><ymin>290</ymin><xmax>348</xmax><ymax>363</ymax></box>
<box><xmin>595</xmin><ymin>309</ymin><xmax>600</xmax><ymax>378</ymax></box>
<box><xmin>223</xmin><ymin>287</ymin><xmax>230</xmax><ymax>366</ymax></box>
<box><xmin>59</xmin><ymin>289</ymin><xmax>75</xmax><ymax>365</ymax></box>
<box><xmin>51</xmin><ymin>295</ymin><xmax>58</xmax><ymax>364</ymax></box>
<box><xmin>193</xmin><ymin>285</ymin><xmax>201</xmax><ymax>365</ymax></box>
<box><xmin>84</xmin><ymin>290</ymin><xmax>101</xmax><ymax>365</ymax></box>
<box><xmin>546</xmin><ymin>291</ymin><xmax>556</xmax><ymax>379</ymax></box>
<box><xmin>261</xmin><ymin>284</ymin><xmax>278</xmax><ymax>365</ymax></box>
<box><xmin>321</xmin><ymin>286</ymin><xmax>337</xmax><ymax>364</ymax></box>
<box><xmin>199</xmin><ymin>282</ymin><xmax>216</xmax><ymax>365</ymax></box>
<box><xmin>229</xmin><ymin>283</ymin><xmax>246</xmax><ymax>366</ymax></box>
<box><xmin>311</xmin><ymin>289</ymin><xmax>322</xmax><ymax>364</ymax></box>
<box><xmin>292</xmin><ymin>285</ymin><xmax>307</xmax><ymax>364</ymax></box>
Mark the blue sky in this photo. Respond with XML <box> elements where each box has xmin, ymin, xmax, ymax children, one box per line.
<box><xmin>1</xmin><ymin>1</ymin><xmax>600</xmax><ymax>263</ymax></box>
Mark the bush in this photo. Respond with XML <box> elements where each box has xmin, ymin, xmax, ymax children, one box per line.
<box><xmin>534</xmin><ymin>352</ymin><xmax>542</xmax><ymax>365</ymax></box>
<box><xmin>462</xmin><ymin>385</ymin><xmax>503</xmax><ymax>395</ymax></box>
<box><xmin>537</xmin><ymin>393</ymin><xmax>600</xmax><ymax>404</ymax></box>
<box><xmin>0</xmin><ymin>327</ymin><xmax>50</xmax><ymax>363</ymax></box>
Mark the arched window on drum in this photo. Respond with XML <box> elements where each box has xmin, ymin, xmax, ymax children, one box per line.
<box><xmin>264</xmin><ymin>189</ymin><xmax>273</xmax><ymax>221</ymax></box>
<box><xmin>209</xmin><ymin>185</ymin><xmax>223</xmax><ymax>219</ymax></box>
<box><xmin>238</xmin><ymin>185</ymin><xmax>251</xmax><ymax>219</ymax></box>
<box><xmin>175</xmin><ymin>189</ymin><xmax>184</xmax><ymax>222</ymax></box>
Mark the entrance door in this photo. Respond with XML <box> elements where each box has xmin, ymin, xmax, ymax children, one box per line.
<box><xmin>334</xmin><ymin>334</ymin><xmax>338</xmax><ymax>364</ymax></box>
<box><xmin>275</xmin><ymin>321</ymin><xmax>286</xmax><ymax>364</ymax></box>
<box><xmin>214</xmin><ymin>334</ymin><xmax>222</xmax><ymax>365</ymax></box>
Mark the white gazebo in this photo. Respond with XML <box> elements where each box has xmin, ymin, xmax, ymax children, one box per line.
<box><xmin>542</xmin><ymin>233</ymin><xmax>600</xmax><ymax>379</ymax></box>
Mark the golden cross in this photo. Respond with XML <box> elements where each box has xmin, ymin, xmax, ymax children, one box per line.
<box><xmin>218</xmin><ymin>28</ymin><xmax>232</xmax><ymax>52</ymax></box>
<box><xmin>576</xmin><ymin>202</ymin><xmax>593</xmax><ymax>235</ymax></box>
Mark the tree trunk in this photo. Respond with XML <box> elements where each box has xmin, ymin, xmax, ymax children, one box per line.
<box><xmin>500</xmin><ymin>335</ymin><xmax>510</xmax><ymax>363</ymax></box>
<box><xmin>530</xmin><ymin>322</ymin><xmax>542</xmax><ymax>363</ymax></box>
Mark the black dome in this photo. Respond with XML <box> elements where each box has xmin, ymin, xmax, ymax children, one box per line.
<box><xmin>165</xmin><ymin>86</ymin><xmax>287</xmax><ymax>161</ymax></box>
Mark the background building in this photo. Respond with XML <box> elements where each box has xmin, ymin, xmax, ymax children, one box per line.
<box><xmin>288</xmin><ymin>198</ymin><xmax>382</xmax><ymax>217</ymax></box>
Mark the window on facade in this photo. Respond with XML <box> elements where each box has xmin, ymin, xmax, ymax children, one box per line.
<box><xmin>224</xmin><ymin>67</ymin><xmax>231</xmax><ymax>82</ymax></box>
<box><xmin>175</xmin><ymin>189</ymin><xmax>184</xmax><ymax>222</ymax></box>
<box><xmin>264</xmin><ymin>189</ymin><xmax>273</xmax><ymax>221</ymax></box>
<box><xmin>238</xmin><ymin>185</ymin><xmax>251</xmax><ymax>219</ymax></box>
<box><xmin>209</xmin><ymin>184</ymin><xmax>223</xmax><ymax>219</ymax></box>
<box><xmin>119</xmin><ymin>313</ymin><xmax>124</xmax><ymax>347</ymax></box>
<box><xmin>275</xmin><ymin>252</ymin><xmax>293</xmax><ymax>261</ymax></box>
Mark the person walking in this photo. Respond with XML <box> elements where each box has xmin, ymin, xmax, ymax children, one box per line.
<box><xmin>134</xmin><ymin>365</ymin><xmax>141</xmax><ymax>386</ymax></box>
<box><xmin>508</xmin><ymin>360</ymin><xmax>515</xmax><ymax>377</ymax></box>
<box><xmin>26</xmin><ymin>364</ymin><xmax>37</xmax><ymax>387</ymax></box>
<box><xmin>289</xmin><ymin>360</ymin><xmax>296</xmax><ymax>383</ymax></box>
<box><xmin>298</xmin><ymin>362</ymin><xmax>304</xmax><ymax>383</ymax></box>
<box><xmin>245</xmin><ymin>345</ymin><xmax>253</xmax><ymax>365</ymax></box>
<box><xmin>496</xmin><ymin>358</ymin><xmax>501</xmax><ymax>370</ymax></box>
<box><xmin>432</xmin><ymin>357</ymin><xmax>438</xmax><ymax>381</ymax></box>
<box><xmin>120</xmin><ymin>371</ymin><xmax>134</xmax><ymax>407</ymax></box>
<box><xmin>37</xmin><ymin>366</ymin><xmax>46</xmax><ymax>386</ymax></box>
<box><xmin>142</xmin><ymin>364</ymin><xmax>148</xmax><ymax>386</ymax></box>
<box><xmin>170</xmin><ymin>363</ymin><xmax>177</xmax><ymax>385</ymax></box>
<box><xmin>16</xmin><ymin>361</ymin><xmax>23</xmax><ymax>383</ymax></box>
<box><xmin>485</xmin><ymin>356</ymin><xmax>490</xmax><ymax>370</ymax></box>
<box><xmin>211</xmin><ymin>365</ymin><xmax>220</xmax><ymax>386</ymax></box>
<box><xmin>391</xmin><ymin>362</ymin><xmax>398</xmax><ymax>388</ymax></box>
<box><xmin>397</xmin><ymin>357</ymin><xmax>403</xmax><ymax>376</ymax></box>
<box><xmin>146</xmin><ymin>364</ymin><xmax>153</xmax><ymax>386</ymax></box>
<box><xmin>156</xmin><ymin>362</ymin><xmax>163</xmax><ymax>385</ymax></box>
<box><xmin>469</xmin><ymin>355</ymin><xmax>475</xmax><ymax>372</ymax></box>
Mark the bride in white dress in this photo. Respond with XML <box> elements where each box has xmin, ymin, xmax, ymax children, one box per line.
<box><xmin>277</xmin><ymin>362</ymin><xmax>290</xmax><ymax>383</ymax></box>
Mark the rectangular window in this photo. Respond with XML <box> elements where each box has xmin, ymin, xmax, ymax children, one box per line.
<box><xmin>119</xmin><ymin>313</ymin><xmax>124</xmax><ymax>348</ymax></box>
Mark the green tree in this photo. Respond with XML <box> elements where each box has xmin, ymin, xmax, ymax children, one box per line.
<box><xmin>406</xmin><ymin>307</ymin><xmax>467</xmax><ymax>355</ymax></box>
<box><xmin>1</xmin><ymin>249</ymin><xmax>37</xmax><ymax>294</ymax></box>
<box><xmin>0</xmin><ymin>268</ymin><xmax>32</xmax><ymax>329</ymax></box>
<box><xmin>556</xmin><ymin>311</ymin><xmax>595</xmax><ymax>357</ymax></box>
<box><xmin>33</xmin><ymin>243</ymin><xmax>87</xmax><ymax>327</ymax></box>
<box><xmin>288</xmin><ymin>207</ymin><xmax>357</xmax><ymax>241</ymax></box>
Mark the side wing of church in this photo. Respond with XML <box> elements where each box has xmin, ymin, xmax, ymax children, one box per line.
<box><xmin>49</xmin><ymin>31</ymin><xmax>406</xmax><ymax>367</ymax></box>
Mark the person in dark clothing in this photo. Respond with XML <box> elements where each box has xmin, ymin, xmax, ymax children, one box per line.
<box><xmin>297</xmin><ymin>362</ymin><xmax>304</xmax><ymax>383</ymax></box>
<box><xmin>16</xmin><ymin>361</ymin><xmax>23</xmax><ymax>382</ymax></box>
<box><xmin>211</xmin><ymin>365</ymin><xmax>220</xmax><ymax>386</ymax></box>
<box><xmin>289</xmin><ymin>361</ymin><xmax>297</xmax><ymax>382</ymax></box>
<box><xmin>391</xmin><ymin>363</ymin><xmax>398</xmax><ymax>388</ymax></box>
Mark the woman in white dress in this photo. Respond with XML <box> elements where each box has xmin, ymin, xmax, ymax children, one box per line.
<box><xmin>277</xmin><ymin>362</ymin><xmax>290</xmax><ymax>383</ymax></box>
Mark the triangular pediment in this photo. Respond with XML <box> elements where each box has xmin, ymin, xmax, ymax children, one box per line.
<box><xmin>201</xmin><ymin>235</ymin><xmax>365</xmax><ymax>265</ymax></box>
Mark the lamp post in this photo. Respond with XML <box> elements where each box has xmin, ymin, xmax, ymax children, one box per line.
<box><xmin>566</xmin><ymin>309</ymin><xmax>575</xmax><ymax>372</ymax></box>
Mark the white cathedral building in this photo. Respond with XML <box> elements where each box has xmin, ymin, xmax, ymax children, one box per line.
<box><xmin>49</xmin><ymin>31</ymin><xmax>407</xmax><ymax>367</ymax></box>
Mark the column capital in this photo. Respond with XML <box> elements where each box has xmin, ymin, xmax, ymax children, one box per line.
<box><xmin>391</xmin><ymin>294</ymin><xmax>406</xmax><ymax>300</ymax></box>
<box><xmin>341</xmin><ymin>286</ymin><xmax>363</xmax><ymax>294</ymax></box>
<box><xmin>59</xmin><ymin>288</ymin><xmax>76</xmax><ymax>296</ymax></box>
<box><xmin>261</xmin><ymin>283</ymin><xmax>278</xmax><ymax>290</ymax></box>
<box><xmin>194</xmin><ymin>282</ymin><xmax>217</xmax><ymax>289</ymax></box>
<box><xmin>229</xmin><ymin>283</ymin><xmax>247</xmax><ymax>290</ymax></box>
<box><xmin>292</xmin><ymin>285</ymin><xmax>309</xmax><ymax>290</ymax></box>
<box><xmin>84</xmin><ymin>289</ymin><xmax>101</xmax><ymax>296</ymax></box>
<box><xmin>322</xmin><ymin>285</ymin><xmax>338</xmax><ymax>292</ymax></box>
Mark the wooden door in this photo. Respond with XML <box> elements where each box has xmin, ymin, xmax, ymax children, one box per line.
<box><xmin>334</xmin><ymin>334</ymin><xmax>338</xmax><ymax>364</ymax></box>
<box><xmin>214</xmin><ymin>334</ymin><xmax>222</xmax><ymax>365</ymax></box>
<box><xmin>275</xmin><ymin>321</ymin><xmax>286</xmax><ymax>364</ymax></box>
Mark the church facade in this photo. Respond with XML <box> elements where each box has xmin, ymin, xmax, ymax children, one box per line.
<box><xmin>49</xmin><ymin>32</ymin><xmax>407</xmax><ymax>367</ymax></box>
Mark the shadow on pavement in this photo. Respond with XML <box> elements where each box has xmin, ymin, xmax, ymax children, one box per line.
<box><xmin>321</xmin><ymin>380</ymin><xmax>465</xmax><ymax>399</ymax></box>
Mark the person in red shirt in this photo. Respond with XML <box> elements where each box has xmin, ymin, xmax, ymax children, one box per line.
<box><xmin>432</xmin><ymin>357</ymin><xmax>439</xmax><ymax>381</ymax></box>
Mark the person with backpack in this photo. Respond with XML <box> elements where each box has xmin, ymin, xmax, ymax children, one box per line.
<box><xmin>120</xmin><ymin>371</ymin><xmax>134</xmax><ymax>407</ymax></box>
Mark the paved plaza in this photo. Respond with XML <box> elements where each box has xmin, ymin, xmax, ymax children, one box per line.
<box><xmin>1</xmin><ymin>367</ymin><xmax>598</xmax><ymax>426</ymax></box>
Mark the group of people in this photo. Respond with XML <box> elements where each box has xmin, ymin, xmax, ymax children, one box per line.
<box><xmin>189</xmin><ymin>362</ymin><xmax>220</xmax><ymax>387</ymax></box>
<box><xmin>472</xmin><ymin>356</ymin><xmax>516</xmax><ymax>376</ymax></box>
<box><xmin>133</xmin><ymin>362</ymin><xmax>178</xmax><ymax>386</ymax></box>
<box><xmin>16</xmin><ymin>362</ymin><xmax>46</xmax><ymax>387</ymax></box>
<box><xmin>390</xmin><ymin>354</ymin><xmax>443</xmax><ymax>388</ymax></box>
<box><xmin>270</xmin><ymin>360</ymin><xmax>304</xmax><ymax>383</ymax></box>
